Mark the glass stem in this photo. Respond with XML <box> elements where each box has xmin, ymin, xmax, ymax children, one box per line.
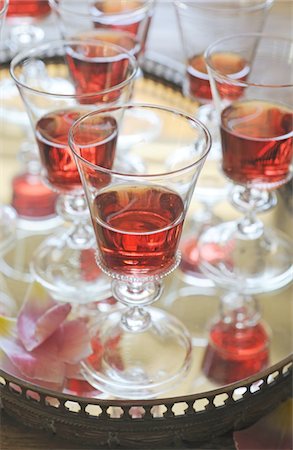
<box><xmin>231</xmin><ymin>185</ymin><xmax>277</xmax><ymax>239</ymax></box>
<box><xmin>56</xmin><ymin>194</ymin><xmax>94</xmax><ymax>249</ymax></box>
<box><xmin>121</xmin><ymin>306</ymin><xmax>151</xmax><ymax>333</ymax></box>
<box><xmin>111</xmin><ymin>278</ymin><xmax>163</xmax><ymax>332</ymax></box>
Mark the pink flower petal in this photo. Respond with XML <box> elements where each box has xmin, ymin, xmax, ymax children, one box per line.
<box><xmin>65</xmin><ymin>363</ymin><xmax>83</xmax><ymax>379</ymax></box>
<box><xmin>54</xmin><ymin>319</ymin><xmax>92</xmax><ymax>364</ymax></box>
<box><xmin>0</xmin><ymin>336</ymin><xmax>66</xmax><ymax>383</ymax></box>
<box><xmin>17</xmin><ymin>287</ymin><xmax>71</xmax><ymax>351</ymax></box>
<box><xmin>0</xmin><ymin>353</ymin><xmax>63</xmax><ymax>391</ymax></box>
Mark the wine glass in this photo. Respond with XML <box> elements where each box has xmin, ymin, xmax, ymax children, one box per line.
<box><xmin>197</xmin><ymin>33</ymin><xmax>292</xmax><ymax>382</ymax></box>
<box><xmin>173</xmin><ymin>1</ymin><xmax>274</xmax><ymax>286</ymax></box>
<box><xmin>10</xmin><ymin>39</ymin><xmax>138</xmax><ymax>303</ymax></box>
<box><xmin>69</xmin><ymin>103</ymin><xmax>211</xmax><ymax>399</ymax></box>
<box><xmin>49</xmin><ymin>0</ymin><xmax>154</xmax><ymax>61</ymax></box>
<box><xmin>199</xmin><ymin>33</ymin><xmax>293</xmax><ymax>293</ymax></box>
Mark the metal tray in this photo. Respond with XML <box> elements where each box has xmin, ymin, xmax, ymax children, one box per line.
<box><xmin>0</xmin><ymin>58</ymin><xmax>292</xmax><ymax>448</ymax></box>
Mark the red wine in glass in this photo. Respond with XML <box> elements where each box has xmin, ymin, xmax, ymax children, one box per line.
<box><xmin>7</xmin><ymin>0</ymin><xmax>51</xmax><ymax>18</ymax></box>
<box><xmin>202</xmin><ymin>320</ymin><xmax>269</xmax><ymax>385</ymax></box>
<box><xmin>221</xmin><ymin>99</ymin><xmax>293</xmax><ymax>186</ymax></box>
<box><xmin>93</xmin><ymin>185</ymin><xmax>184</xmax><ymax>276</ymax></box>
<box><xmin>75</xmin><ymin>29</ymin><xmax>139</xmax><ymax>58</ymax></box>
<box><xmin>187</xmin><ymin>52</ymin><xmax>249</xmax><ymax>102</ymax></box>
<box><xmin>66</xmin><ymin>44</ymin><xmax>131</xmax><ymax>102</ymax></box>
<box><xmin>35</xmin><ymin>109</ymin><xmax>117</xmax><ymax>192</ymax></box>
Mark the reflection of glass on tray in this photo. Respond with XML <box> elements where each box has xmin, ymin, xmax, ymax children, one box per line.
<box><xmin>0</xmin><ymin>67</ymin><xmax>292</xmax><ymax>446</ymax></box>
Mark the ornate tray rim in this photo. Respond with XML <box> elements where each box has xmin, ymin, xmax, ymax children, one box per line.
<box><xmin>1</xmin><ymin>355</ymin><xmax>292</xmax><ymax>447</ymax></box>
<box><xmin>1</xmin><ymin>57</ymin><xmax>292</xmax><ymax>447</ymax></box>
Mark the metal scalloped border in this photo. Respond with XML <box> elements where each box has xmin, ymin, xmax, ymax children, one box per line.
<box><xmin>0</xmin><ymin>355</ymin><xmax>292</xmax><ymax>448</ymax></box>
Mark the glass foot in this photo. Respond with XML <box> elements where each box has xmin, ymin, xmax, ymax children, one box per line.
<box><xmin>31</xmin><ymin>228</ymin><xmax>111</xmax><ymax>303</ymax></box>
<box><xmin>81</xmin><ymin>307</ymin><xmax>192</xmax><ymax>399</ymax></box>
<box><xmin>199</xmin><ymin>221</ymin><xmax>293</xmax><ymax>293</ymax></box>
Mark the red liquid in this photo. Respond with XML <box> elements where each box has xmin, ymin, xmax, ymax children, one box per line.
<box><xmin>221</xmin><ymin>100</ymin><xmax>293</xmax><ymax>186</ymax></box>
<box><xmin>66</xmin><ymin>44</ymin><xmax>131</xmax><ymax>103</ymax></box>
<box><xmin>92</xmin><ymin>0</ymin><xmax>152</xmax><ymax>54</ymax></box>
<box><xmin>76</xmin><ymin>29</ymin><xmax>139</xmax><ymax>58</ymax></box>
<box><xmin>202</xmin><ymin>320</ymin><xmax>269</xmax><ymax>384</ymax></box>
<box><xmin>35</xmin><ymin>109</ymin><xmax>117</xmax><ymax>192</ymax></box>
<box><xmin>93</xmin><ymin>185</ymin><xmax>184</xmax><ymax>276</ymax></box>
<box><xmin>11</xmin><ymin>172</ymin><xmax>57</xmax><ymax>219</ymax></box>
<box><xmin>187</xmin><ymin>52</ymin><xmax>249</xmax><ymax>102</ymax></box>
<box><xmin>7</xmin><ymin>0</ymin><xmax>50</xmax><ymax>18</ymax></box>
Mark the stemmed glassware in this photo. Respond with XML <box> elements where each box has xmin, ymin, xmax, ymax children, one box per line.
<box><xmin>200</xmin><ymin>33</ymin><xmax>293</xmax><ymax>293</ymax></box>
<box><xmin>174</xmin><ymin>1</ymin><xmax>274</xmax><ymax>285</ymax></box>
<box><xmin>49</xmin><ymin>0</ymin><xmax>154</xmax><ymax>61</ymax></box>
<box><xmin>69</xmin><ymin>103</ymin><xmax>211</xmax><ymax>399</ymax></box>
<box><xmin>198</xmin><ymin>33</ymin><xmax>292</xmax><ymax>384</ymax></box>
<box><xmin>10</xmin><ymin>39</ymin><xmax>137</xmax><ymax>303</ymax></box>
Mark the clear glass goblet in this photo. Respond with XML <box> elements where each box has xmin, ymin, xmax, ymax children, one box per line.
<box><xmin>69</xmin><ymin>103</ymin><xmax>211</xmax><ymax>399</ymax></box>
<box><xmin>10</xmin><ymin>39</ymin><xmax>137</xmax><ymax>303</ymax></box>
<box><xmin>198</xmin><ymin>34</ymin><xmax>292</xmax><ymax>381</ymax></box>
<box><xmin>200</xmin><ymin>33</ymin><xmax>293</xmax><ymax>293</ymax></box>
<box><xmin>173</xmin><ymin>1</ymin><xmax>273</xmax><ymax>285</ymax></box>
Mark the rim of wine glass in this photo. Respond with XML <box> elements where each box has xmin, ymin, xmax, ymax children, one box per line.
<box><xmin>69</xmin><ymin>102</ymin><xmax>212</xmax><ymax>178</ymax></box>
<box><xmin>9</xmin><ymin>38</ymin><xmax>138</xmax><ymax>99</ymax></box>
<box><xmin>49</xmin><ymin>0</ymin><xmax>154</xmax><ymax>19</ymax></box>
<box><xmin>174</xmin><ymin>0</ymin><xmax>274</xmax><ymax>14</ymax></box>
<box><xmin>204</xmin><ymin>33</ymin><xmax>293</xmax><ymax>89</ymax></box>
<box><xmin>0</xmin><ymin>0</ymin><xmax>8</xmax><ymax>17</ymax></box>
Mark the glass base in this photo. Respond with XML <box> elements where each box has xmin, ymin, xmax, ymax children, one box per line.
<box><xmin>81</xmin><ymin>306</ymin><xmax>192</xmax><ymax>399</ymax></box>
<box><xmin>0</xmin><ymin>205</ymin><xmax>17</xmax><ymax>255</ymax></box>
<box><xmin>199</xmin><ymin>221</ymin><xmax>293</xmax><ymax>293</ymax></box>
<box><xmin>31</xmin><ymin>228</ymin><xmax>111</xmax><ymax>304</ymax></box>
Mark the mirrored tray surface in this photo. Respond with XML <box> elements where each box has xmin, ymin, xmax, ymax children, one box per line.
<box><xmin>0</xmin><ymin>60</ymin><xmax>292</xmax><ymax>448</ymax></box>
